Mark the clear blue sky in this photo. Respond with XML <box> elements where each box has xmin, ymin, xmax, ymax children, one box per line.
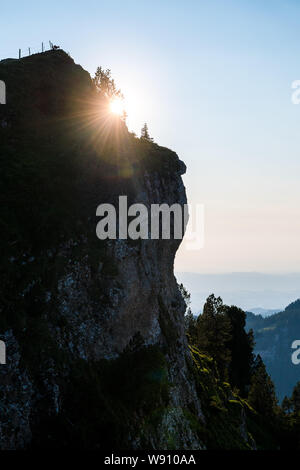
<box><xmin>2</xmin><ymin>0</ymin><xmax>300</xmax><ymax>273</ymax></box>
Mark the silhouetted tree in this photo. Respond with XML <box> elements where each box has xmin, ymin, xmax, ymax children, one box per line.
<box><xmin>248</xmin><ymin>355</ymin><xmax>278</xmax><ymax>418</ymax></box>
<box><xmin>140</xmin><ymin>123</ymin><xmax>153</xmax><ymax>142</ymax></box>
<box><xmin>224</xmin><ymin>305</ymin><xmax>255</xmax><ymax>396</ymax></box>
<box><xmin>184</xmin><ymin>309</ymin><xmax>197</xmax><ymax>341</ymax></box>
<box><xmin>290</xmin><ymin>382</ymin><xmax>300</xmax><ymax>413</ymax></box>
<box><xmin>179</xmin><ymin>283</ymin><xmax>191</xmax><ymax>308</ymax></box>
<box><xmin>93</xmin><ymin>67</ymin><xmax>127</xmax><ymax>122</ymax></box>
<box><xmin>93</xmin><ymin>67</ymin><xmax>123</xmax><ymax>99</ymax></box>
<box><xmin>279</xmin><ymin>382</ymin><xmax>300</xmax><ymax>449</ymax></box>
<box><xmin>179</xmin><ymin>284</ymin><xmax>197</xmax><ymax>341</ymax></box>
<box><xmin>196</xmin><ymin>294</ymin><xmax>232</xmax><ymax>379</ymax></box>
<box><xmin>282</xmin><ymin>395</ymin><xmax>293</xmax><ymax>414</ymax></box>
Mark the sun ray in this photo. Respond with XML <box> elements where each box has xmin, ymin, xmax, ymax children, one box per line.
<box><xmin>110</xmin><ymin>97</ymin><xmax>124</xmax><ymax>116</ymax></box>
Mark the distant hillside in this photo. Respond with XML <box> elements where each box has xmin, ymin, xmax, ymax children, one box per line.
<box><xmin>176</xmin><ymin>272</ymin><xmax>300</xmax><ymax>313</ymax></box>
<box><xmin>249</xmin><ymin>308</ymin><xmax>282</xmax><ymax>317</ymax></box>
<box><xmin>246</xmin><ymin>300</ymin><xmax>300</xmax><ymax>401</ymax></box>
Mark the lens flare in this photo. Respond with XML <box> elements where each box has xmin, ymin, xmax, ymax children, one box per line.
<box><xmin>110</xmin><ymin>98</ymin><xmax>124</xmax><ymax>116</ymax></box>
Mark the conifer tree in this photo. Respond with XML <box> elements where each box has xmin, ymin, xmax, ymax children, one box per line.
<box><xmin>224</xmin><ymin>305</ymin><xmax>255</xmax><ymax>396</ymax></box>
<box><xmin>93</xmin><ymin>67</ymin><xmax>122</xmax><ymax>99</ymax></box>
<box><xmin>282</xmin><ymin>395</ymin><xmax>293</xmax><ymax>414</ymax></box>
<box><xmin>248</xmin><ymin>355</ymin><xmax>278</xmax><ymax>418</ymax></box>
<box><xmin>179</xmin><ymin>283</ymin><xmax>197</xmax><ymax>340</ymax></box>
<box><xmin>196</xmin><ymin>294</ymin><xmax>232</xmax><ymax>379</ymax></box>
<box><xmin>140</xmin><ymin>123</ymin><xmax>153</xmax><ymax>142</ymax></box>
<box><xmin>291</xmin><ymin>381</ymin><xmax>300</xmax><ymax>413</ymax></box>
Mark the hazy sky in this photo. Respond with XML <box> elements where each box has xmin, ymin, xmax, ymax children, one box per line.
<box><xmin>2</xmin><ymin>0</ymin><xmax>300</xmax><ymax>273</ymax></box>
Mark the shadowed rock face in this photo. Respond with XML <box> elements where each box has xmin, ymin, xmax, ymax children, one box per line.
<box><xmin>0</xmin><ymin>51</ymin><xmax>205</xmax><ymax>449</ymax></box>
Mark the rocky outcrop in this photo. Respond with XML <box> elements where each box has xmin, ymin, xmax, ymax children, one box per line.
<box><xmin>0</xmin><ymin>50</ymin><xmax>254</xmax><ymax>450</ymax></box>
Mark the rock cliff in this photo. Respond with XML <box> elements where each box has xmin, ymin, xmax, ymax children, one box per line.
<box><xmin>0</xmin><ymin>50</ymin><xmax>254</xmax><ymax>450</ymax></box>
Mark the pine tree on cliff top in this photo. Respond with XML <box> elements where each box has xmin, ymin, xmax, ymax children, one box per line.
<box><xmin>93</xmin><ymin>66</ymin><xmax>123</xmax><ymax>99</ymax></box>
<box><xmin>140</xmin><ymin>123</ymin><xmax>153</xmax><ymax>142</ymax></box>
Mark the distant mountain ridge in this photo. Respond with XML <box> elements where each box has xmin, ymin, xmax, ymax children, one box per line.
<box><xmin>248</xmin><ymin>308</ymin><xmax>282</xmax><ymax>317</ymax></box>
<box><xmin>176</xmin><ymin>272</ymin><xmax>300</xmax><ymax>313</ymax></box>
<box><xmin>246</xmin><ymin>299</ymin><xmax>300</xmax><ymax>400</ymax></box>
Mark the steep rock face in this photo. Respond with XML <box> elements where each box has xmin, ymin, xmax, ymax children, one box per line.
<box><xmin>0</xmin><ymin>51</ymin><xmax>256</xmax><ymax>450</ymax></box>
<box><xmin>0</xmin><ymin>51</ymin><xmax>204</xmax><ymax>449</ymax></box>
<box><xmin>0</xmin><ymin>331</ymin><xmax>33</xmax><ymax>449</ymax></box>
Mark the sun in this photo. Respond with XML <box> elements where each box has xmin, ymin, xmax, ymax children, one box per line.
<box><xmin>109</xmin><ymin>98</ymin><xmax>124</xmax><ymax>116</ymax></box>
